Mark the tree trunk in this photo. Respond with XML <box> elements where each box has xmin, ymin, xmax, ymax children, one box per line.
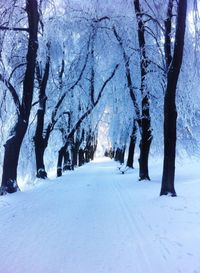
<box><xmin>160</xmin><ymin>0</ymin><xmax>187</xmax><ymax>196</ymax></box>
<box><xmin>90</xmin><ymin>143</ymin><xmax>96</xmax><ymax>160</ymax></box>
<box><xmin>34</xmin><ymin>50</ymin><xmax>50</xmax><ymax>178</ymax></box>
<box><xmin>63</xmin><ymin>150</ymin><xmax>70</xmax><ymax>171</ymax></box>
<box><xmin>1</xmin><ymin>118</ymin><xmax>26</xmax><ymax>193</ymax></box>
<box><xmin>34</xmin><ymin>102</ymin><xmax>48</xmax><ymax>179</ymax></box>
<box><xmin>139</xmin><ymin>96</ymin><xmax>152</xmax><ymax>180</ymax></box>
<box><xmin>34</xmin><ymin>134</ymin><xmax>47</xmax><ymax>178</ymax></box>
<box><xmin>78</xmin><ymin>148</ymin><xmax>85</xmax><ymax>166</ymax></box>
<box><xmin>72</xmin><ymin>140</ymin><xmax>79</xmax><ymax>167</ymax></box>
<box><xmin>0</xmin><ymin>0</ymin><xmax>39</xmax><ymax>194</ymax></box>
<box><xmin>57</xmin><ymin>147</ymin><xmax>65</xmax><ymax>177</ymax></box>
<box><xmin>126</xmin><ymin>120</ymin><xmax>137</xmax><ymax>168</ymax></box>
<box><xmin>139</xmin><ymin>114</ymin><xmax>152</xmax><ymax>180</ymax></box>
<box><xmin>160</xmin><ymin>100</ymin><xmax>177</xmax><ymax>195</ymax></box>
<box><xmin>134</xmin><ymin>0</ymin><xmax>153</xmax><ymax>180</ymax></box>
<box><xmin>114</xmin><ymin>147</ymin><xmax>125</xmax><ymax>164</ymax></box>
<box><xmin>72</xmin><ymin>129</ymin><xmax>85</xmax><ymax>168</ymax></box>
<box><xmin>119</xmin><ymin>147</ymin><xmax>126</xmax><ymax>165</ymax></box>
<box><xmin>114</xmin><ymin>148</ymin><xmax>120</xmax><ymax>162</ymax></box>
<box><xmin>84</xmin><ymin>148</ymin><xmax>90</xmax><ymax>163</ymax></box>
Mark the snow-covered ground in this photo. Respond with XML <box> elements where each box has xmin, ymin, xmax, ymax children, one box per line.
<box><xmin>0</xmin><ymin>157</ymin><xmax>200</xmax><ymax>273</ymax></box>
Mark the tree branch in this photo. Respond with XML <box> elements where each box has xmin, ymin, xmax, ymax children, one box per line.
<box><xmin>0</xmin><ymin>73</ymin><xmax>21</xmax><ymax>114</ymax></box>
<box><xmin>93</xmin><ymin>16</ymin><xmax>110</xmax><ymax>23</ymax></box>
<box><xmin>94</xmin><ymin>64</ymin><xmax>119</xmax><ymax>106</ymax></box>
<box><xmin>9</xmin><ymin>63</ymin><xmax>27</xmax><ymax>82</ymax></box>
<box><xmin>0</xmin><ymin>26</ymin><xmax>29</xmax><ymax>32</ymax></box>
<box><xmin>67</xmin><ymin>64</ymin><xmax>119</xmax><ymax>142</ymax></box>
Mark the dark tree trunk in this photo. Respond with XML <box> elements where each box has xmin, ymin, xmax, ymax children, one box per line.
<box><xmin>35</xmin><ymin>137</ymin><xmax>47</xmax><ymax>179</ymax></box>
<box><xmin>106</xmin><ymin>148</ymin><xmax>115</xmax><ymax>159</ymax></box>
<box><xmin>78</xmin><ymin>148</ymin><xmax>85</xmax><ymax>166</ymax></box>
<box><xmin>160</xmin><ymin>0</ymin><xmax>187</xmax><ymax>196</ymax></box>
<box><xmin>63</xmin><ymin>150</ymin><xmax>70</xmax><ymax>171</ymax></box>
<box><xmin>134</xmin><ymin>0</ymin><xmax>153</xmax><ymax>181</ymax></box>
<box><xmin>126</xmin><ymin>120</ymin><xmax>137</xmax><ymax>168</ymax></box>
<box><xmin>84</xmin><ymin>131</ymin><xmax>93</xmax><ymax>163</ymax></box>
<box><xmin>0</xmin><ymin>0</ymin><xmax>39</xmax><ymax>194</ymax></box>
<box><xmin>34</xmin><ymin>52</ymin><xmax>50</xmax><ymax>179</ymax></box>
<box><xmin>114</xmin><ymin>147</ymin><xmax>125</xmax><ymax>164</ymax></box>
<box><xmin>139</xmin><ymin>95</ymin><xmax>152</xmax><ymax>180</ymax></box>
<box><xmin>161</xmin><ymin>102</ymin><xmax>177</xmax><ymax>196</ymax></box>
<box><xmin>119</xmin><ymin>147</ymin><xmax>126</xmax><ymax>165</ymax></box>
<box><xmin>164</xmin><ymin>0</ymin><xmax>173</xmax><ymax>69</ymax></box>
<box><xmin>139</xmin><ymin>113</ymin><xmax>152</xmax><ymax>180</ymax></box>
<box><xmin>57</xmin><ymin>147</ymin><xmax>65</xmax><ymax>177</ymax></box>
<box><xmin>1</xmin><ymin>118</ymin><xmax>26</xmax><ymax>193</ymax></box>
<box><xmin>114</xmin><ymin>148</ymin><xmax>120</xmax><ymax>162</ymax></box>
<box><xmin>73</xmin><ymin>129</ymin><xmax>85</xmax><ymax>167</ymax></box>
<box><xmin>90</xmin><ymin>147</ymin><xmax>95</xmax><ymax>160</ymax></box>
<box><xmin>72</xmin><ymin>140</ymin><xmax>79</xmax><ymax>167</ymax></box>
<box><xmin>84</xmin><ymin>148</ymin><xmax>90</xmax><ymax>163</ymax></box>
<box><xmin>110</xmin><ymin>149</ymin><xmax>114</xmax><ymax>159</ymax></box>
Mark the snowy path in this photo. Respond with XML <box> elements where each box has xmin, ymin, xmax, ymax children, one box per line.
<box><xmin>0</xmin><ymin>158</ymin><xmax>200</xmax><ymax>273</ymax></box>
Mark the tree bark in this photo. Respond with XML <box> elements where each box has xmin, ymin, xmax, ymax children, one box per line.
<box><xmin>160</xmin><ymin>0</ymin><xmax>187</xmax><ymax>196</ymax></box>
<box><xmin>1</xmin><ymin>118</ymin><xmax>26</xmax><ymax>193</ymax></box>
<box><xmin>114</xmin><ymin>148</ymin><xmax>120</xmax><ymax>162</ymax></box>
<box><xmin>63</xmin><ymin>150</ymin><xmax>71</xmax><ymax>171</ymax></box>
<box><xmin>78</xmin><ymin>149</ymin><xmax>85</xmax><ymax>166</ymax></box>
<box><xmin>1</xmin><ymin>0</ymin><xmax>39</xmax><ymax>194</ymax></box>
<box><xmin>119</xmin><ymin>146</ymin><xmax>126</xmax><ymax>165</ymax></box>
<box><xmin>57</xmin><ymin>147</ymin><xmax>65</xmax><ymax>177</ymax></box>
<box><xmin>34</xmin><ymin>51</ymin><xmax>50</xmax><ymax>179</ymax></box>
<box><xmin>134</xmin><ymin>0</ymin><xmax>153</xmax><ymax>181</ymax></box>
<box><xmin>35</xmin><ymin>136</ymin><xmax>47</xmax><ymax>178</ymax></box>
<box><xmin>139</xmin><ymin>115</ymin><xmax>152</xmax><ymax>180</ymax></box>
<box><xmin>114</xmin><ymin>147</ymin><xmax>125</xmax><ymax>164</ymax></box>
<box><xmin>127</xmin><ymin>120</ymin><xmax>137</xmax><ymax>168</ymax></box>
<box><xmin>72</xmin><ymin>140</ymin><xmax>79</xmax><ymax>167</ymax></box>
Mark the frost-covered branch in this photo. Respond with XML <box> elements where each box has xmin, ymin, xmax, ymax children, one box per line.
<box><xmin>112</xmin><ymin>25</ymin><xmax>141</xmax><ymax>123</ymax></box>
<box><xmin>95</xmin><ymin>64</ymin><xmax>119</xmax><ymax>107</ymax></box>
<box><xmin>0</xmin><ymin>26</ymin><xmax>29</xmax><ymax>32</ymax></box>
<box><xmin>67</xmin><ymin>63</ymin><xmax>119</xmax><ymax>142</ymax></box>
<box><xmin>44</xmin><ymin>36</ymin><xmax>91</xmax><ymax>140</ymax></box>
<box><xmin>0</xmin><ymin>73</ymin><xmax>21</xmax><ymax>114</ymax></box>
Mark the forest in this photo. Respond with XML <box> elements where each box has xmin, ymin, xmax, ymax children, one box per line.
<box><xmin>0</xmin><ymin>0</ymin><xmax>199</xmax><ymax>196</ymax></box>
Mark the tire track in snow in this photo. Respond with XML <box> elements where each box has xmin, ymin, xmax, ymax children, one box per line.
<box><xmin>112</xmin><ymin>177</ymin><xmax>170</xmax><ymax>273</ymax></box>
<box><xmin>111</xmin><ymin>179</ymin><xmax>157</xmax><ymax>273</ymax></box>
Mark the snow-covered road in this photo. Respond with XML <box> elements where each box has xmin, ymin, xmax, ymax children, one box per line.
<box><xmin>0</xmin><ymin>158</ymin><xmax>200</xmax><ymax>273</ymax></box>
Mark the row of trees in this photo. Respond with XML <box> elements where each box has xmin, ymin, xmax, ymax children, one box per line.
<box><xmin>0</xmin><ymin>0</ymin><xmax>198</xmax><ymax>196</ymax></box>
